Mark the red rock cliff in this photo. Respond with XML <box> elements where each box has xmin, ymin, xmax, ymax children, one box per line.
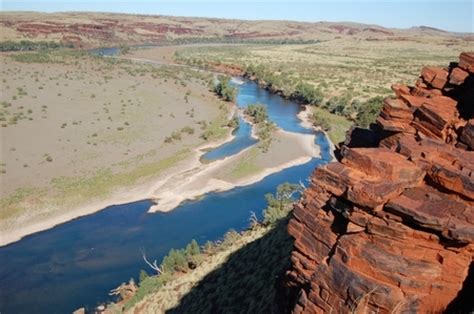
<box><xmin>284</xmin><ymin>52</ymin><xmax>474</xmax><ymax>313</ymax></box>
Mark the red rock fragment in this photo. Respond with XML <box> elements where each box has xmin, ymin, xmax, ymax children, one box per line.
<box><xmin>460</xmin><ymin>119</ymin><xmax>474</xmax><ymax>149</ymax></box>
<box><xmin>449</xmin><ymin>67</ymin><xmax>469</xmax><ymax>85</ymax></box>
<box><xmin>421</xmin><ymin>66</ymin><xmax>449</xmax><ymax>89</ymax></box>
<box><xmin>459</xmin><ymin>52</ymin><xmax>474</xmax><ymax>73</ymax></box>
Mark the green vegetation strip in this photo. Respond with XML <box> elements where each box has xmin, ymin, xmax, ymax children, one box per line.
<box><xmin>244</xmin><ymin>103</ymin><xmax>276</xmax><ymax>152</ymax></box>
<box><xmin>0</xmin><ymin>40</ymin><xmax>70</xmax><ymax>52</ymax></box>
<box><xmin>224</xmin><ymin>147</ymin><xmax>261</xmax><ymax>180</ymax></box>
<box><xmin>0</xmin><ymin>149</ymin><xmax>191</xmax><ymax>221</ymax></box>
<box><xmin>309</xmin><ymin>107</ymin><xmax>353</xmax><ymax>144</ymax></box>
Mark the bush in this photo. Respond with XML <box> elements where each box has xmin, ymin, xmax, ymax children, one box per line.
<box><xmin>181</xmin><ymin>126</ymin><xmax>195</xmax><ymax>135</ymax></box>
<box><xmin>139</xmin><ymin>270</ymin><xmax>149</xmax><ymax>283</ymax></box>
<box><xmin>291</xmin><ymin>81</ymin><xmax>323</xmax><ymax>106</ymax></box>
<box><xmin>171</xmin><ymin>131</ymin><xmax>182</xmax><ymax>141</ymax></box>
<box><xmin>161</xmin><ymin>248</ymin><xmax>188</xmax><ymax>273</ymax></box>
<box><xmin>227</xmin><ymin>116</ymin><xmax>239</xmax><ymax>129</ymax></box>
<box><xmin>185</xmin><ymin>239</ymin><xmax>201</xmax><ymax>256</ymax></box>
<box><xmin>222</xmin><ymin>229</ymin><xmax>240</xmax><ymax>247</ymax></box>
<box><xmin>256</xmin><ymin>121</ymin><xmax>276</xmax><ymax>153</ymax></box>
<box><xmin>244</xmin><ymin>103</ymin><xmax>268</xmax><ymax>124</ymax></box>
<box><xmin>323</xmin><ymin>95</ymin><xmax>351</xmax><ymax>115</ymax></box>
<box><xmin>124</xmin><ymin>272</ymin><xmax>172</xmax><ymax>311</ymax></box>
<box><xmin>355</xmin><ymin>96</ymin><xmax>384</xmax><ymax>128</ymax></box>
<box><xmin>310</xmin><ymin>113</ymin><xmax>331</xmax><ymax>131</ymax></box>
<box><xmin>0</xmin><ymin>40</ymin><xmax>63</xmax><ymax>52</ymax></box>
<box><xmin>159</xmin><ymin>239</ymin><xmax>202</xmax><ymax>274</ymax></box>
<box><xmin>12</xmin><ymin>52</ymin><xmax>52</xmax><ymax>63</ymax></box>
<box><xmin>203</xmin><ymin>240</ymin><xmax>216</xmax><ymax>254</ymax></box>
<box><xmin>213</xmin><ymin>76</ymin><xmax>236</xmax><ymax>101</ymax></box>
<box><xmin>263</xmin><ymin>183</ymin><xmax>302</xmax><ymax>225</ymax></box>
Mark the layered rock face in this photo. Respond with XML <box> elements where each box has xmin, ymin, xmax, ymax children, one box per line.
<box><xmin>285</xmin><ymin>52</ymin><xmax>474</xmax><ymax>313</ymax></box>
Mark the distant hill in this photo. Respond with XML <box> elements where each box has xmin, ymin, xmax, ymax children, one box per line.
<box><xmin>0</xmin><ymin>12</ymin><xmax>471</xmax><ymax>48</ymax></box>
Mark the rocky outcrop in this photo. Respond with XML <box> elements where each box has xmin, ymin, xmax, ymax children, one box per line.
<box><xmin>284</xmin><ymin>52</ymin><xmax>474</xmax><ymax>313</ymax></box>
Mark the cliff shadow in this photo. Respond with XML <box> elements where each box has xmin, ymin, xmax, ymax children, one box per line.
<box><xmin>166</xmin><ymin>218</ymin><xmax>294</xmax><ymax>314</ymax></box>
<box><xmin>446</xmin><ymin>67</ymin><xmax>474</xmax><ymax>120</ymax></box>
<box><xmin>445</xmin><ymin>261</ymin><xmax>474</xmax><ymax>313</ymax></box>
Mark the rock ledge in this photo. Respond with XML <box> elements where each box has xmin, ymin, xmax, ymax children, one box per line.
<box><xmin>284</xmin><ymin>52</ymin><xmax>474</xmax><ymax>313</ymax></box>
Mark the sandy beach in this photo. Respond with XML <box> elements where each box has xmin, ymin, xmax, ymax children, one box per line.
<box><xmin>297</xmin><ymin>105</ymin><xmax>337</xmax><ymax>158</ymax></box>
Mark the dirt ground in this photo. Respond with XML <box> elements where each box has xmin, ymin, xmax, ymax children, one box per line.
<box><xmin>0</xmin><ymin>51</ymin><xmax>231</xmax><ymax>227</ymax></box>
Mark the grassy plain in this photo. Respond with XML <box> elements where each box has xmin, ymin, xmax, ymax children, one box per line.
<box><xmin>172</xmin><ymin>38</ymin><xmax>471</xmax><ymax>141</ymax></box>
<box><xmin>0</xmin><ymin>49</ymin><xmax>232</xmax><ymax>237</ymax></box>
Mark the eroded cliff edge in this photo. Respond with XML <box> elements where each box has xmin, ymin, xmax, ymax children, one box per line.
<box><xmin>284</xmin><ymin>52</ymin><xmax>474</xmax><ymax>313</ymax></box>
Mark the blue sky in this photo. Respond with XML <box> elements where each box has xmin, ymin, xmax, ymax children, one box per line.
<box><xmin>2</xmin><ymin>1</ymin><xmax>473</xmax><ymax>33</ymax></box>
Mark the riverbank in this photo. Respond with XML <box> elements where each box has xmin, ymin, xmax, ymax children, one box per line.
<box><xmin>149</xmin><ymin>128</ymin><xmax>320</xmax><ymax>213</ymax></box>
<box><xmin>0</xmin><ymin>115</ymin><xmax>324</xmax><ymax>247</ymax></box>
<box><xmin>297</xmin><ymin>105</ymin><xmax>337</xmax><ymax>158</ymax></box>
<box><xmin>0</xmin><ymin>130</ymin><xmax>227</xmax><ymax>246</ymax></box>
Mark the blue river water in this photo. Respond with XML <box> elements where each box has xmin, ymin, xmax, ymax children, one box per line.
<box><xmin>89</xmin><ymin>47</ymin><xmax>120</xmax><ymax>56</ymax></box>
<box><xmin>202</xmin><ymin>79</ymin><xmax>318</xmax><ymax>161</ymax></box>
<box><xmin>236</xmin><ymin>81</ymin><xmax>314</xmax><ymax>135</ymax></box>
<box><xmin>0</xmin><ymin>72</ymin><xmax>332</xmax><ymax>314</ymax></box>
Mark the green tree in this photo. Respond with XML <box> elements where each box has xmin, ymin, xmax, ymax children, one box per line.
<box><xmin>186</xmin><ymin>239</ymin><xmax>201</xmax><ymax>256</ymax></box>
<box><xmin>263</xmin><ymin>182</ymin><xmax>302</xmax><ymax>225</ymax></box>
<box><xmin>161</xmin><ymin>248</ymin><xmax>188</xmax><ymax>273</ymax></box>
<box><xmin>292</xmin><ymin>81</ymin><xmax>323</xmax><ymax>106</ymax></box>
<box><xmin>355</xmin><ymin>96</ymin><xmax>384</xmax><ymax>128</ymax></box>
<box><xmin>244</xmin><ymin>103</ymin><xmax>268</xmax><ymax>124</ymax></box>
<box><xmin>139</xmin><ymin>269</ymin><xmax>149</xmax><ymax>283</ymax></box>
<box><xmin>213</xmin><ymin>76</ymin><xmax>236</xmax><ymax>102</ymax></box>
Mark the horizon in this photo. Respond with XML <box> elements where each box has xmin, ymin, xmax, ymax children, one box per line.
<box><xmin>2</xmin><ymin>1</ymin><xmax>473</xmax><ymax>33</ymax></box>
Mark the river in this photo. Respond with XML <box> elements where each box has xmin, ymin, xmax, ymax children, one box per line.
<box><xmin>0</xmin><ymin>77</ymin><xmax>331</xmax><ymax>313</ymax></box>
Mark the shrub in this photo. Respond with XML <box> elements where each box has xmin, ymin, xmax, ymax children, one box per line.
<box><xmin>355</xmin><ymin>96</ymin><xmax>384</xmax><ymax>128</ymax></box>
<box><xmin>256</xmin><ymin>121</ymin><xmax>276</xmax><ymax>153</ymax></box>
<box><xmin>291</xmin><ymin>81</ymin><xmax>323</xmax><ymax>106</ymax></box>
<box><xmin>11</xmin><ymin>52</ymin><xmax>52</xmax><ymax>63</ymax></box>
<box><xmin>186</xmin><ymin>239</ymin><xmax>201</xmax><ymax>256</ymax></box>
<box><xmin>213</xmin><ymin>76</ymin><xmax>236</xmax><ymax>101</ymax></box>
<box><xmin>203</xmin><ymin>240</ymin><xmax>216</xmax><ymax>254</ymax></box>
<box><xmin>161</xmin><ymin>248</ymin><xmax>188</xmax><ymax>273</ymax></box>
<box><xmin>263</xmin><ymin>183</ymin><xmax>302</xmax><ymax>225</ymax></box>
<box><xmin>181</xmin><ymin>126</ymin><xmax>195</xmax><ymax>135</ymax></box>
<box><xmin>139</xmin><ymin>270</ymin><xmax>149</xmax><ymax>283</ymax></box>
<box><xmin>310</xmin><ymin>113</ymin><xmax>331</xmax><ymax>131</ymax></box>
<box><xmin>0</xmin><ymin>40</ymin><xmax>63</xmax><ymax>52</ymax></box>
<box><xmin>227</xmin><ymin>116</ymin><xmax>239</xmax><ymax>129</ymax></box>
<box><xmin>244</xmin><ymin>103</ymin><xmax>268</xmax><ymax>124</ymax></box>
<box><xmin>222</xmin><ymin>229</ymin><xmax>240</xmax><ymax>247</ymax></box>
<box><xmin>171</xmin><ymin>131</ymin><xmax>182</xmax><ymax>141</ymax></box>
